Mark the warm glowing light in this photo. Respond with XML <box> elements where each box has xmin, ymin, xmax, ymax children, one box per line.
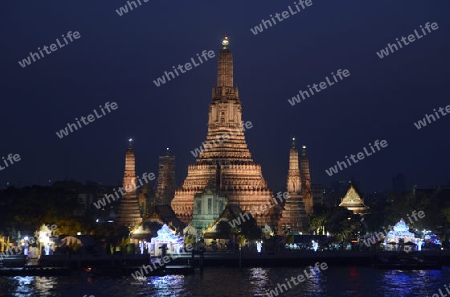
<box><xmin>303</xmin><ymin>146</ymin><xmax>306</xmax><ymax>149</ymax></box>
<box><xmin>222</xmin><ymin>36</ymin><xmax>229</xmax><ymax>47</ymax></box>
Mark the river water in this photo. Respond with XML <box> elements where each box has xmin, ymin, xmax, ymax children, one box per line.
<box><xmin>0</xmin><ymin>266</ymin><xmax>449</xmax><ymax>297</ymax></box>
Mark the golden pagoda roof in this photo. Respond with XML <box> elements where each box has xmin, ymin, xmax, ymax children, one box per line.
<box><xmin>339</xmin><ymin>185</ymin><xmax>369</xmax><ymax>214</ymax></box>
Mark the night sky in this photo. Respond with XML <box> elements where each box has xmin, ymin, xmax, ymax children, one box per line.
<box><xmin>1</xmin><ymin>0</ymin><xmax>449</xmax><ymax>193</ymax></box>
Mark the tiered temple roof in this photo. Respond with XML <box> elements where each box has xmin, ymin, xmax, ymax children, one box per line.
<box><xmin>278</xmin><ymin>138</ymin><xmax>308</xmax><ymax>234</ymax></box>
<box><xmin>339</xmin><ymin>184</ymin><xmax>369</xmax><ymax>214</ymax></box>
<box><xmin>171</xmin><ymin>37</ymin><xmax>281</xmax><ymax>228</ymax></box>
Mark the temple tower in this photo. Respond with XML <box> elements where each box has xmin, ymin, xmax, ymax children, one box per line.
<box><xmin>155</xmin><ymin>148</ymin><xmax>176</xmax><ymax>205</ymax></box>
<box><xmin>278</xmin><ymin>138</ymin><xmax>308</xmax><ymax>234</ymax></box>
<box><xmin>171</xmin><ymin>37</ymin><xmax>281</xmax><ymax>228</ymax></box>
<box><xmin>301</xmin><ymin>145</ymin><xmax>314</xmax><ymax>214</ymax></box>
<box><xmin>116</xmin><ymin>139</ymin><xmax>142</xmax><ymax>228</ymax></box>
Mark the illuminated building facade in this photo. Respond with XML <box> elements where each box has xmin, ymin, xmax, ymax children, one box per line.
<box><xmin>384</xmin><ymin>219</ymin><xmax>420</xmax><ymax>251</ymax></box>
<box><xmin>171</xmin><ymin>37</ymin><xmax>281</xmax><ymax>228</ymax></box>
<box><xmin>339</xmin><ymin>184</ymin><xmax>369</xmax><ymax>215</ymax></box>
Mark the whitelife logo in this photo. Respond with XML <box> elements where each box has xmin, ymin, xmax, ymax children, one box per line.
<box><xmin>190</xmin><ymin>121</ymin><xmax>253</xmax><ymax>158</ymax></box>
<box><xmin>228</xmin><ymin>192</ymin><xmax>288</xmax><ymax>228</ymax></box>
<box><xmin>130</xmin><ymin>244</ymin><xmax>194</xmax><ymax>280</ymax></box>
<box><xmin>265</xmin><ymin>262</ymin><xmax>328</xmax><ymax>296</ymax></box>
<box><xmin>153</xmin><ymin>50</ymin><xmax>216</xmax><ymax>87</ymax></box>
<box><xmin>18</xmin><ymin>31</ymin><xmax>81</xmax><ymax>68</ymax></box>
<box><xmin>0</xmin><ymin>153</ymin><xmax>21</xmax><ymax>171</ymax></box>
<box><xmin>288</xmin><ymin>69</ymin><xmax>350</xmax><ymax>106</ymax></box>
<box><xmin>55</xmin><ymin>102</ymin><xmax>118</xmax><ymax>139</ymax></box>
<box><xmin>93</xmin><ymin>172</ymin><xmax>155</xmax><ymax>209</ymax></box>
<box><xmin>376</xmin><ymin>22</ymin><xmax>439</xmax><ymax>59</ymax></box>
<box><xmin>250</xmin><ymin>0</ymin><xmax>313</xmax><ymax>35</ymax></box>
<box><xmin>414</xmin><ymin>105</ymin><xmax>450</xmax><ymax>130</ymax></box>
<box><xmin>115</xmin><ymin>0</ymin><xmax>149</xmax><ymax>16</ymax></box>
<box><xmin>325</xmin><ymin>139</ymin><xmax>388</xmax><ymax>176</ymax></box>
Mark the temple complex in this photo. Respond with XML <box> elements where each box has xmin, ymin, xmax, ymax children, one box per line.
<box><xmin>278</xmin><ymin>138</ymin><xmax>308</xmax><ymax>234</ymax></box>
<box><xmin>171</xmin><ymin>37</ymin><xmax>281</xmax><ymax>228</ymax></box>
<box><xmin>339</xmin><ymin>184</ymin><xmax>369</xmax><ymax>215</ymax></box>
<box><xmin>115</xmin><ymin>139</ymin><xmax>142</xmax><ymax>228</ymax></box>
<box><xmin>155</xmin><ymin>149</ymin><xmax>176</xmax><ymax>205</ymax></box>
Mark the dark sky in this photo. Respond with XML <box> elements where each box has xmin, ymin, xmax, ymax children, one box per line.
<box><xmin>1</xmin><ymin>0</ymin><xmax>449</xmax><ymax>193</ymax></box>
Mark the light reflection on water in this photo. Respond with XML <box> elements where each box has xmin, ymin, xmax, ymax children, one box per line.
<box><xmin>0</xmin><ymin>276</ymin><xmax>58</xmax><ymax>297</ymax></box>
<box><xmin>0</xmin><ymin>267</ymin><xmax>448</xmax><ymax>297</ymax></box>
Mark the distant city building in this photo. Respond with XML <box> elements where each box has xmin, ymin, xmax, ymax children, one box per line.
<box><xmin>414</xmin><ymin>185</ymin><xmax>450</xmax><ymax>201</ymax></box>
<box><xmin>155</xmin><ymin>149</ymin><xmax>176</xmax><ymax>205</ymax></box>
<box><xmin>171</xmin><ymin>37</ymin><xmax>281</xmax><ymax>229</ymax></box>
<box><xmin>278</xmin><ymin>138</ymin><xmax>308</xmax><ymax>234</ymax></box>
<box><xmin>311</xmin><ymin>183</ymin><xmax>324</xmax><ymax>207</ymax></box>
<box><xmin>116</xmin><ymin>139</ymin><xmax>142</xmax><ymax>228</ymax></box>
<box><xmin>75</xmin><ymin>193</ymin><xmax>95</xmax><ymax>216</ymax></box>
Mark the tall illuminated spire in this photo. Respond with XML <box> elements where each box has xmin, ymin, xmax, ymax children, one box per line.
<box><xmin>171</xmin><ymin>37</ymin><xmax>281</xmax><ymax>228</ymax></box>
<box><xmin>216</xmin><ymin>36</ymin><xmax>234</xmax><ymax>88</ymax></box>
<box><xmin>116</xmin><ymin>139</ymin><xmax>142</xmax><ymax>228</ymax></box>
<box><xmin>278</xmin><ymin>137</ymin><xmax>308</xmax><ymax>234</ymax></box>
<box><xmin>300</xmin><ymin>145</ymin><xmax>313</xmax><ymax>215</ymax></box>
<box><xmin>288</xmin><ymin>137</ymin><xmax>301</xmax><ymax>193</ymax></box>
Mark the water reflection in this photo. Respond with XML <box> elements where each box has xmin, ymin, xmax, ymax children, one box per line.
<box><xmin>302</xmin><ymin>266</ymin><xmax>327</xmax><ymax>297</ymax></box>
<box><xmin>249</xmin><ymin>267</ymin><xmax>270</xmax><ymax>296</ymax></box>
<box><xmin>380</xmin><ymin>269</ymin><xmax>442</xmax><ymax>297</ymax></box>
<box><xmin>0</xmin><ymin>267</ymin><xmax>449</xmax><ymax>297</ymax></box>
<box><xmin>145</xmin><ymin>275</ymin><xmax>186</xmax><ymax>297</ymax></box>
<box><xmin>5</xmin><ymin>276</ymin><xmax>57</xmax><ymax>297</ymax></box>
<box><xmin>35</xmin><ymin>276</ymin><xmax>57</xmax><ymax>296</ymax></box>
